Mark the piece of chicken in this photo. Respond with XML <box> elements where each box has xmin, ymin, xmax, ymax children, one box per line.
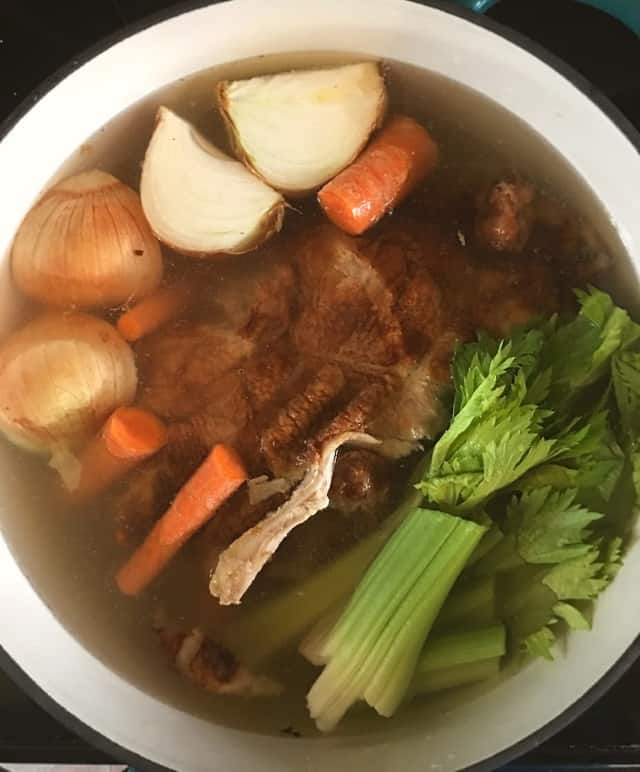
<box><xmin>155</xmin><ymin>623</ymin><xmax>282</xmax><ymax>697</ymax></box>
<box><xmin>475</xmin><ymin>177</ymin><xmax>612</xmax><ymax>283</ymax></box>
<box><xmin>210</xmin><ymin>432</ymin><xmax>380</xmax><ymax>606</ymax></box>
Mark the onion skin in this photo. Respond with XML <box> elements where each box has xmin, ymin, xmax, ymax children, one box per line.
<box><xmin>12</xmin><ymin>170</ymin><xmax>163</xmax><ymax>309</ymax></box>
<box><xmin>0</xmin><ymin>312</ymin><xmax>137</xmax><ymax>453</ymax></box>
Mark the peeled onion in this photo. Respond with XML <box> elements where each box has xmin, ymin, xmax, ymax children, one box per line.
<box><xmin>217</xmin><ymin>62</ymin><xmax>387</xmax><ymax>196</ymax></box>
<box><xmin>140</xmin><ymin>107</ymin><xmax>285</xmax><ymax>257</ymax></box>
<box><xmin>12</xmin><ymin>170</ymin><xmax>163</xmax><ymax>309</ymax></box>
<box><xmin>0</xmin><ymin>312</ymin><xmax>137</xmax><ymax>453</ymax></box>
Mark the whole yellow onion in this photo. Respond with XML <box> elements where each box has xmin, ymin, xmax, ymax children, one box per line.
<box><xmin>12</xmin><ymin>170</ymin><xmax>163</xmax><ymax>309</ymax></box>
<box><xmin>0</xmin><ymin>312</ymin><xmax>137</xmax><ymax>453</ymax></box>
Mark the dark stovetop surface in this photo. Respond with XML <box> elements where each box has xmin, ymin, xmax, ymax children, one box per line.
<box><xmin>1</xmin><ymin>0</ymin><xmax>640</xmax><ymax>768</ymax></box>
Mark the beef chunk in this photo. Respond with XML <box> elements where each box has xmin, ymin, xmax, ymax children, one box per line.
<box><xmin>293</xmin><ymin>226</ymin><xmax>407</xmax><ymax>371</ymax></box>
<box><xmin>475</xmin><ymin>179</ymin><xmax>536</xmax><ymax>253</ymax></box>
<box><xmin>329</xmin><ymin>449</ymin><xmax>392</xmax><ymax>514</ymax></box>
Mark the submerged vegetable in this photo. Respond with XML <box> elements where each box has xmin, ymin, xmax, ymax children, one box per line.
<box><xmin>0</xmin><ymin>312</ymin><xmax>137</xmax><ymax>454</ymax></box>
<box><xmin>117</xmin><ymin>283</ymin><xmax>192</xmax><ymax>342</ymax></box>
<box><xmin>66</xmin><ymin>407</ymin><xmax>168</xmax><ymax>501</ymax></box>
<box><xmin>218</xmin><ymin>62</ymin><xmax>386</xmax><ymax>196</ymax></box>
<box><xmin>222</xmin><ymin>487</ymin><xmax>423</xmax><ymax>666</ymax></box>
<box><xmin>140</xmin><ymin>107</ymin><xmax>285</xmax><ymax>256</ymax></box>
<box><xmin>306</xmin><ymin>508</ymin><xmax>484</xmax><ymax>731</ymax></box>
<box><xmin>116</xmin><ymin>443</ymin><xmax>247</xmax><ymax>596</ymax></box>
<box><xmin>12</xmin><ymin>170</ymin><xmax>163</xmax><ymax>309</ymax></box>
<box><xmin>318</xmin><ymin>114</ymin><xmax>438</xmax><ymax>235</ymax></box>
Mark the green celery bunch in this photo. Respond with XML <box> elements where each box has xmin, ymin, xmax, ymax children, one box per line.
<box><xmin>306</xmin><ymin>508</ymin><xmax>484</xmax><ymax>732</ymax></box>
<box><xmin>419</xmin><ymin>287</ymin><xmax>638</xmax><ymax>658</ymax></box>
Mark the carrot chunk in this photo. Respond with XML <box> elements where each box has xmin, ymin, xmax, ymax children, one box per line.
<box><xmin>318</xmin><ymin>115</ymin><xmax>438</xmax><ymax>235</ymax></box>
<box><xmin>116</xmin><ymin>444</ymin><xmax>247</xmax><ymax>596</ymax></box>
<box><xmin>69</xmin><ymin>407</ymin><xmax>167</xmax><ymax>502</ymax></box>
<box><xmin>117</xmin><ymin>283</ymin><xmax>191</xmax><ymax>342</ymax></box>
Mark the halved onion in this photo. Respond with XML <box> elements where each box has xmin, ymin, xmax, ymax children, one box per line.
<box><xmin>217</xmin><ymin>62</ymin><xmax>387</xmax><ymax>196</ymax></box>
<box><xmin>0</xmin><ymin>312</ymin><xmax>137</xmax><ymax>453</ymax></box>
<box><xmin>140</xmin><ymin>107</ymin><xmax>285</xmax><ymax>257</ymax></box>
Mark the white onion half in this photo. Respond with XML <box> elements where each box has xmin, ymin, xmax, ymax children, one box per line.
<box><xmin>218</xmin><ymin>62</ymin><xmax>387</xmax><ymax>196</ymax></box>
<box><xmin>140</xmin><ymin>107</ymin><xmax>285</xmax><ymax>257</ymax></box>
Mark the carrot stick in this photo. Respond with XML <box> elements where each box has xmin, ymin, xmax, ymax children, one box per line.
<box><xmin>318</xmin><ymin>115</ymin><xmax>438</xmax><ymax>236</ymax></box>
<box><xmin>116</xmin><ymin>444</ymin><xmax>247</xmax><ymax>596</ymax></box>
<box><xmin>69</xmin><ymin>406</ymin><xmax>168</xmax><ymax>502</ymax></box>
<box><xmin>117</xmin><ymin>283</ymin><xmax>191</xmax><ymax>342</ymax></box>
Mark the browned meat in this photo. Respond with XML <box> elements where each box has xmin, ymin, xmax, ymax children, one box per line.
<box><xmin>311</xmin><ymin>382</ymin><xmax>388</xmax><ymax>452</ymax></box>
<box><xmin>137</xmin><ymin>324</ymin><xmax>253</xmax><ymax>419</ymax></box>
<box><xmin>329</xmin><ymin>449</ymin><xmax>392</xmax><ymax>514</ymax></box>
<box><xmin>475</xmin><ymin>179</ymin><xmax>612</xmax><ymax>288</ymax></box>
<box><xmin>203</xmin><ymin>254</ymin><xmax>296</xmax><ymax>339</ymax></box>
<box><xmin>260</xmin><ymin>364</ymin><xmax>346</xmax><ymax>477</ymax></box>
<box><xmin>111</xmin><ymin>214</ymin><xmax>567</xmax><ymax>546</ymax></box>
<box><xmin>475</xmin><ymin>179</ymin><xmax>536</xmax><ymax>253</ymax></box>
<box><xmin>293</xmin><ymin>226</ymin><xmax>407</xmax><ymax>372</ymax></box>
<box><xmin>154</xmin><ymin>623</ymin><xmax>281</xmax><ymax>697</ymax></box>
<box><xmin>371</xmin><ymin>350</ymin><xmax>451</xmax><ymax>445</ymax></box>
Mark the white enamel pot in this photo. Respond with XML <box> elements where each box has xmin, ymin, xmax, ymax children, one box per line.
<box><xmin>1</xmin><ymin>1</ymin><xmax>640</xmax><ymax>770</ymax></box>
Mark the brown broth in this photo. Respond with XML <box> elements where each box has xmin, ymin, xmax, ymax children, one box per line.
<box><xmin>0</xmin><ymin>52</ymin><xmax>632</xmax><ymax>736</ymax></box>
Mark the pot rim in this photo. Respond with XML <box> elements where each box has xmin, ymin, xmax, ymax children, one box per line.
<box><xmin>1</xmin><ymin>1</ymin><xmax>639</xmax><ymax>771</ymax></box>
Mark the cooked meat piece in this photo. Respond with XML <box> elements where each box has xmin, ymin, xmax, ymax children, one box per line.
<box><xmin>311</xmin><ymin>382</ymin><xmax>388</xmax><ymax>451</ymax></box>
<box><xmin>260</xmin><ymin>364</ymin><xmax>346</xmax><ymax>476</ymax></box>
<box><xmin>205</xmin><ymin>255</ymin><xmax>295</xmax><ymax>341</ymax></box>
<box><xmin>243</xmin><ymin>348</ymin><xmax>300</xmax><ymax>414</ymax></box>
<box><xmin>475</xmin><ymin>179</ymin><xmax>536</xmax><ymax>253</ymax></box>
<box><xmin>155</xmin><ymin>624</ymin><xmax>281</xmax><ymax>697</ymax></box>
<box><xmin>396</xmin><ymin>273</ymin><xmax>444</xmax><ymax>357</ymax></box>
<box><xmin>293</xmin><ymin>226</ymin><xmax>407</xmax><ymax>372</ymax></box>
<box><xmin>329</xmin><ymin>449</ymin><xmax>392</xmax><ymax>514</ymax></box>
<box><xmin>198</xmin><ymin>486</ymin><xmax>287</xmax><ymax>579</ymax></box>
<box><xmin>137</xmin><ymin>324</ymin><xmax>254</xmax><ymax>419</ymax></box>
<box><xmin>113</xmin><ymin>213</ymin><xmax>566</xmax><ymax>548</ymax></box>
<box><xmin>371</xmin><ymin>349</ymin><xmax>451</xmax><ymax>445</ymax></box>
<box><xmin>210</xmin><ymin>432</ymin><xmax>380</xmax><ymax>605</ymax></box>
<box><xmin>469</xmin><ymin>259</ymin><xmax>560</xmax><ymax>337</ymax></box>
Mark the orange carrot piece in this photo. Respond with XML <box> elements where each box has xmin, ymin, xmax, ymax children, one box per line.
<box><xmin>70</xmin><ymin>407</ymin><xmax>168</xmax><ymax>502</ymax></box>
<box><xmin>116</xmin><ymin>444</ymin><xmax>247</xmax><ymax>596</ymax></box>
<box><xmin>117</xmin><ymin>283</ymin><xmax>191</xmax><ymax>342</ymax></box>
<box><xmin>103</xmin><ymin>406</ymin><xmax>168</xmax><ymax>459</ymax></box>
<box><xmin>318</xmin><ymin>115</ymin><xmax>438</xmax><ymax>236</ymax></box>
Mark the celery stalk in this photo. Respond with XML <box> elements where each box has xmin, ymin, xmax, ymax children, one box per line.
<box><xmin>307</xmin><ymin>509</ymin><xmax>485</xmax><ymax>731</ymax></box>
<box><xmin>466</xmin><ymin>525</ymin><xmax>504</xmax><ymax>567</ymax></box>
<box><xmin>434</xmin><ymin>575</ymin><xmax>496</xmax><ymax>630</ymax></box>
<box><xmin>364</xmin><ymin>518</ymin><xmax>486</xmax><ymax>716</ymax></box>
<box><xmin>222</xmin><ymin>488</ymin><xmax>422</xmax><ymax>666</ymax></box>
<box><xmin>409</xmin><ymin>625</ymin><xmax>505</xmax><ymax>696</ymax></box>
<box><xmin>414</xmin><ymin>625</ymin><xmax>505</xmax><ymax>673</ymax></box>
<box><xmin>412</xmin><ymin>658</ymin><xmax>502</xmax><ymax>695</ymax></box>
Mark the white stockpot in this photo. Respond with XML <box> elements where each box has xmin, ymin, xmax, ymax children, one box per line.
<box><xmin>1</xmin><ymin>1</ymin><xmax>640</xmax><ymax>770</ymax></box>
